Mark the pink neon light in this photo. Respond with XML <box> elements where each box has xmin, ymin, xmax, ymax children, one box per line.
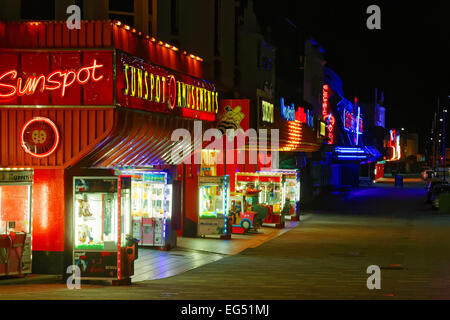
<box><xmin>322</xmin><ymin>85</ymin><xmax>335</xmax><ymax>144</ymax></box>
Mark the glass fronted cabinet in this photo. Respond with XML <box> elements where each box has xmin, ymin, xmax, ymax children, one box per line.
<box><xmin>198</xmin><ymin>175</ymin><xmax>230</xmax><ymax>237</ymax></box>
<box><xmin>73</xmin><ymin>176</ymin><xmax>135</xmax><ymax>281</ymax></box>
<box><xmin>128</xmin><ymin>171</ymin><xmax>171</xmax><ymax>247</ymax></box>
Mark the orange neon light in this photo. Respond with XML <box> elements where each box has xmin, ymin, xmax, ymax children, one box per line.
<box><xmin>0</xmin><ymin>60</ymin><xmax>104</xmax><ymax>99</ymax></box>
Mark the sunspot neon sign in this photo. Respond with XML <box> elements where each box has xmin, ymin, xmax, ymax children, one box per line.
<box><xmin>0</xmin><ymin>60</ymin><xmax>104</xmax><ymax>99</ymax></box>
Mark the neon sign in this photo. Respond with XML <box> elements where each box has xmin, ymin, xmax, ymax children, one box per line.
<box><xmin>262</xmin><ymin>100</ymin><xmax>274</xmax><ymax>123</ymax></box>
<box><xmin>322</xmin><ymin>85</ymin><xmax>335</xmax><ymax>144</ymax></box>
<box><xmin>281</xmin><ymin>97</ymin><xmax>296</xmax><ymax>121</ymax></box>
<box><xmin>295</xmin><ymin>107</ymin><xmax>314</xmax><ymax>129</ymax></box>
<box><xmin>20</xmin><ymin>117</ymin><xmax>60</xmax><ymax>158</ymax></box>
<box><xmin>387</xmin><ymin>129</ymin><xmax>401</xmax><ymax>161</ymax></box>
<box><xmin>122</xmin><ymin>64</ymin><xmax>218</xmax><ymax>113</ymax></box>
<box><xmin>0</xmin><ymin>60</ymin><xmax>104</xmax><ymax>99</ymax></box>
<box><xmin>344</xmin><ymin>109</ymin><xmax>363</xmax><ymax>133</ymax></box>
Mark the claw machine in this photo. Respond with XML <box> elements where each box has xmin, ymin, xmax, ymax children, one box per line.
<box><xmin>124</xmin><ymin>171</ymin><xmax>174</xmax><ymax>250</ymax></box>
<box><xmin>198</xmin><ymin>175</ymin><xmax>231</xmax><ymax>239</ymax></box>
<box><xmin>261</xmin><ymin>169</ymin><xmax>300</xmax><ymax>221</ymax></box>
<box><xmin>257</xmin><ymin>172</ymin><xmax>286</xmax><ymax>228</ymax></box>
<box><xmin>0</xmin><ymin>170</ymin><xmax>33</xmax><ymax>276</ymax></box>
<box><xmin>73</xmin><ymin>176</ymin><xmax>136</xmax><ymax>284</ymax></box>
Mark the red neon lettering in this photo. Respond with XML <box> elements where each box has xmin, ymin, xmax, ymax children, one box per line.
<box><xmin>0</xmin><ymin>60</ymin><xmax>104</xmax><ymax>100</ymax></box>
<box><xmin>0</xmin><ymin>70</ymin><xmax>18</xmax><ymax>98</ymax></box>
<box><xmin>90</xmin><ymin>60</ymin><xmax>104</xmax><ymax>82</ymax></box>
<box><xmin>76</xmin><ymin>67</ymin><xmax>90</xmax><ymax>84</ymax></box>
<box><xmin>61</xmin><ymin>70</ymin><xmax>76</xmax><ymax>97</ymax></box>
<box><xmin>17</xmin><ymin>75</ymin><xmax>45</xmax><ymax>96</ymax></box>
<box><xmin>45</xmin><ymin>71</ymin><xmax>63</xmax><ymax>91</ymax></box>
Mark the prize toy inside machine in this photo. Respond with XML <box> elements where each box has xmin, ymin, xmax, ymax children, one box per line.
<box><xmin>257</xmin><ymin>172</ymin><xmax>286</xmax><ymax>228</ymax></box>
<box><xmin>0</xmin><ymin>171</ymin><xmax>33</xmax><ymax>276</ymax></box>
<box><xmin>200</xmin><ymin>149</ymin><xmax>218</xmax><ymax>177</ymax></box>
<box><xmin>128</xmin><ymin>172</ymin><xmax>172</xmax><ymax>249</ymax></box>
<box><xmin>73</xmin><ymin>176</ymin><xmax>136</xmax><ymax>284</ymax></box>
<box><xmin>198</xmin><ymin>176</ymin><xmax>231</xmax><ymax>239</ymax></box>
<box><xmin>232</xmin><ymin>173</ymin><xmax>262</xmax><ymax>234</ymax></box>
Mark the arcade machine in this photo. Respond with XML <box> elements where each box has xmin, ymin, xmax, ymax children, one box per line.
<box><xmin>261</xmin><ymin>169</ymin><xmax>300</xmax><ymax>221</ymax></box>
<box><xmin>230</xmin><ymin>191</ymin><xmax>261</xmax><ymax>234</ymax></box>
<box><xmin>198</xmin><ymin>175</ymin><xmax>231</xmax><ymax>239</ymax></box>
<box><xmin>0</xmin><ymin>170</ymin><xmax>33</xmax><ymax>276</ymax></box>
<box><xmin>73</xmin><ymin>176</ymin><xmax>136</xmax><ymax>284</ymax></box>
<box><xmin>123</xmin><ymin>171</ymin><xmax>174</xmax><ymax>250</ymax></box>
<box><xmin>257</xmin><ymin>172</ymin><xmax>285</xmax><ymax>228</ymax></box>
<box><xmin>235</xmin><ymin>172</ymin><xmax>260</xmax><ymax>193</ymax></box>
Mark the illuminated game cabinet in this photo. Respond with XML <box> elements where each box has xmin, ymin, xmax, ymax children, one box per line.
<box><xmin>198</xmin><ymin>175</ymin><xmax>231</xmax><ymax>239</ymax></box>
<box><xmin>0</xmin><ymin>170</ymin><xmax>33</xmax><ymax>276</ymax></box>
<box><xmin>232</xmin><ymin>173</ymin><xmax>262</xmax><ymax>234</ymax></box>
<box><xmin>73</xmin><ymin>176</ymin><xmax>136</xmax><ymax>283</ymax></box>
<box><xmin>260</xmin><ymin>169</ymin><xmax>300</xmax><ymax>221</ymax></box>
<box><xmin>257</xmin><ymin>172</ymin><xmax>286</xmax><ymax>228</ymax></box>
<box><xmin>125</xmin><ymin>171</ymin><xmax>173</xmax><ymax>249</ymax></box>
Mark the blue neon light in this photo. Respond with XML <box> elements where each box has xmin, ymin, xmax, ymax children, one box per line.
<box><xmin>280</xmin><ymin>97</ymin><xmax>296</xmax><ymax>121</ymax></box>
<box><xmin>335</xmin><ymin>147</ymin><xmax>365</xmax><ymax>153</ymax></box>
<box><xmin>337</xmin><ymin>155</ymin><xmax>367</xmax><ymax>159</ymax></box>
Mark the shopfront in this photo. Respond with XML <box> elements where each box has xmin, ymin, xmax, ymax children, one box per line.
<box><xmin>0</xmin><ymin>21</ymin><xmax>217</xmax><ymax>278</ymax></box>
<box><xmin>257</xmin><ymin>96</ymin><xmax>324</xmax><ymax>219</ymax></box>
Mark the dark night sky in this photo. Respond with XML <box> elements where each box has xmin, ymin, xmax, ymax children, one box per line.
<box><xmin>254</xmin><ymin>0</ymin><xmax>450</xmax><ymax>150</ymax></box>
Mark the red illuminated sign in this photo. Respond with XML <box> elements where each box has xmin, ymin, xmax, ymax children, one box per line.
<box><xmin>0</xmin><ymin>60</ymin><xmax>104</xmax><ymax>99</ymax></box>
<box><xmin>322</xmin><ymin>85</ymin><xmax>335</xmax><ymax>144</ymax></box>
<box><xmin>20</xmin><ymin>117</ymin><xmax>60</xmax><ymax>158</ymax></box>
<box><xmin>116</xmin><ymin>51</ymin><xmax>218</xmax><ymax>121</ymax></box>
<box><xmin>344</xmin><ymin>109</ymin><xmax>363</xmax><ymax>132</ymax></box>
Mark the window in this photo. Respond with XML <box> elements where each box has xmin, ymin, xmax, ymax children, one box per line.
<box><xmin>21</xmin><ymin>0</ymin><xmax>55</xmax><ymax>20</ymax></box>
<box><xmin>109</xmin><ymin>0</ymin><xmax>134</xmax><ymax>13</ymax></box>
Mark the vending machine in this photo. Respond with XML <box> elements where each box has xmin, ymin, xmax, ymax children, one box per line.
<box><xmin>73</xmin><ymin>176</ymin><xmax>136</xmax><ymax>283</ymax></box>
<box><xmin>198</xmin><ymin>175</ymin><xmax>231</xmax><ymax>238</ymax></box>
